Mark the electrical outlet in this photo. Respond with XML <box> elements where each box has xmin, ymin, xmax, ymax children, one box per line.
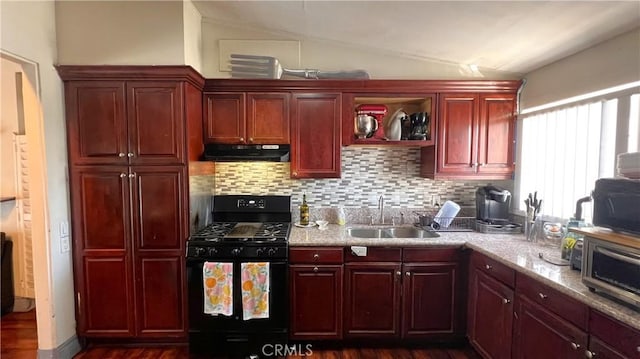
<box><xmin>61</xmin><ymin>236</ymin><xmax>70</xmax><ymax>253</ymax></box>
<box><xmin>431</xmin><ymin>195</ymin><xmax>441</xmax><ymax>207</ymax></box>
<box><xmin>59</xmin><ymin>221</ymin><xmax>69</xmax><ymax>237</ymax></box>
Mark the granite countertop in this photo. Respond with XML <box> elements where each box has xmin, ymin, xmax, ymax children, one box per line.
<box><xmin>289</xmin><ymin>224</ymin><xmax>640</xmax><ymax>331</ymax></box>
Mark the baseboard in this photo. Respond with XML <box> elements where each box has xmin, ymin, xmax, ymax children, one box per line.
<box><xmin>37</xmin><ymin>335</ymin><xmax>81</xmax><ymax>359</ymax></box>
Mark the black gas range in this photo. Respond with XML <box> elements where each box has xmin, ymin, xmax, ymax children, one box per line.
<box><xmin>186</xmin><ymin>195</ymin><xmax>291</xmax><ymax>358</ymax></box>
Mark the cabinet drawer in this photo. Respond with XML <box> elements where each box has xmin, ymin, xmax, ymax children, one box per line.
<box><xmin>403</xmin><ymin>247</ymin><xmax>462</xmax><ymax>262</ymax></box>
<box><xmin>290</xmin><ymin>247</ymin><xmax>343</xmax><ymax>264</ymax></box>
<box><xmin>471</xmin><ymin>251</ymin><xmax>515</xmax><ymax>288</ymax></box>
<box><xmin>516</xmin><ymin>273</ymin><xmax>588</xmax><ymax>330</ymax></box>
<box><xmin>344</xmin><ymin>247</ymin><xmax>402</xmax><ymax>262</ymax></box>
<box><xmin>589</xmin><ymin>310</ymin><xmax>640</xmax><ymax>358</ymax></box>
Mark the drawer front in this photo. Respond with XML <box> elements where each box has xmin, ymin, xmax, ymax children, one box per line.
<box><xmin>471</xmin><ymin>251</ymin><xmax>515</xmax><ymax>288</ymax></box>
<box><xmin>344</xmin><ymin>247</ymin><xmax>402</xmax><ymax>262</ymax></box>
<box><xmin>290</xmin><ymin>247</ymin><xmax>343</xmax><ymax>264</ymax></box>
<box><xmin>516</xmin><ymin>273</ymin><xmax>588</xmax><ymax>330</ymax></box>
<box><xmin>589</xmin><ymin>310</ymin><xmax>640</xmax><ymax>358</ymax></box>
<box><xmin>403</xmin><ymin>247</ymin><xmax>463</xmax><ymax>262</ymax></box>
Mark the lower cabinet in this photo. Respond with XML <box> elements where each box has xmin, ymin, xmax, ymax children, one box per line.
<box><xmin>289</xmin><ymin>247</ymin><xmax>343</xmax><ymax>340</ymax></box>
<box><xmin>468</xmin><ymin>268</ymin><xmax>514</xmax><ymax>359</ymax></box>
<box><xmin>587</xmin><ymin>309</ymin><xmax>640</xmax><ymax>359</ymax></box>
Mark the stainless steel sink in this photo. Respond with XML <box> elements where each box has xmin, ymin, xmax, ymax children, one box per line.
<box><xmin>346</xmin><ymin>226</ymin><xmax>439</xmax><ymax>239</ymax></box>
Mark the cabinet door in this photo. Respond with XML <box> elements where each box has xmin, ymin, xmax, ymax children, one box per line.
<box><xmin>204</xmin><ymin>92</ymin><xmax>246</xmax><ymax>143</ymax></box>
<box><xmin>127</xmin><ymin>81</ymin><xmax>185</xmax><ymax>165</ymax></box>
<box><xmin>71</xmin><ymin>166</ymin><xmax>134</xmax><ymax>336</ymax></box>
<box><xmin>290</xmin><ymin>93</ymin><xmax>341</xmax><ymax>178</ymax></box>
<box><xmin>289</xmin><ymin>264</ymin><xmax>343</xmax><ymax>340</ymax></box>
<box><xmin>247</xmin><ymin>93</ymin><xmax>290</xmax><ymax>144</ymax></box>
<box><xmin>135</xmin><ymin>255</ymin><xmax>185</xmax><ymax>337</ymax></box>
<box><xmin>587</xmin><ymin>337</ymin><xmax>628</xmax><ymax>359</ymax></box>
<box><xmin>477</xmin><ymin>94</ymin><xmax>515</xmax><ymax>176</ymax></box>
<box><xmin>344</xmin><ymin>263</ymin><xmax>401</xmax><ymax>338</ymax></box>
<box><xmin>65</xmin><ymin>81</ymin><xmax>128</xmax><ymax>165</ymax></box>
<box><xmin>130</xmin><ymin>166</ymin><xmax>186</xmax><ymax>251</ymax></box>
<box><xmin>513</xmin><ymin>294</ymin><xmax>587</xmax><ymax>359</ymax></box>
<box><xmin>468</xmin><ymin>268</ymin><xmax>514</xmax><ymax>359</ymax></box>
<box><xmin>437</xmin><ymin>94</ymin><xmax>479</xmax><ymax>175</ymax></box>
<box><xmin>402</xmin><ymin>262</ymin><xmax>462</xmax><ymax>339</ymax></box>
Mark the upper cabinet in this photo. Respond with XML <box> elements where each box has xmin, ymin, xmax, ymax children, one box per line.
<box><xmin>290</xmin><ymin>92</ymin><xmax>342</xmax><ymax>179</ymax></box>
<box><xmin>421</xmin><ymin>92</ymin><xmax>517</xmax><ymax>180</ymax></box>
<box><xmin>203</xmin><ymin>92</ymin><xmax>290</xmax><ymax>144</ymax></box>
<box><xmin>342</xmin><ymin>94</ymin><xmax>436</xmax><ymax>146</ymax></box>
<box><xmin>65</xmin><ymin>80</ymin><xmax>188</xmax><ymax>166</ymax></box>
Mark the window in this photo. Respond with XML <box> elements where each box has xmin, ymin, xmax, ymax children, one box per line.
<box><xmin>516</xmin><ymin>82</ymin><xmax>640</xmax><ymax>222</ymax></box>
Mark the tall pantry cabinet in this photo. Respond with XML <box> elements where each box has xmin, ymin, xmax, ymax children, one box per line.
<box><xmin>57</xmin><ymin>66</ymin><xmax>204</xmax><ymax>340</ymax></box>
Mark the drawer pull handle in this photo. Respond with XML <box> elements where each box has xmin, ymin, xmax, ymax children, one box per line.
<box><xmin>585</xmin><ymin>350</ymin><xmax>595</xmax><ymax>358</ymax></box>
<box><xmin>313</xmin><ymin>254</ymin><xmax>319</xmax><ymax>259</ymax></box>
<box><xmin>538</xmin><ymin>293</ymin><xmax>548</xmax><ymax>299</ymax></box>
<box><xmin>313</xmin><ymin>266</ymin><xmax>318</xmax><ymax>272</ymax></box>
<box><xmin>570</xmin><ymin>342</ymin><xmax>580</xmax><ymax>350</ymax></box>
<box><xmin>502</xmin><ymin>298</ymin><xmax>511</xmax><ymax>304</ymax></box>
<box><xmin>485</xmin><ymin>264</ymin><xmax>492</xmax><ymax>270</ymax></box>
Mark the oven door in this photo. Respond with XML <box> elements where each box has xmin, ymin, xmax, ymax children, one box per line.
<box><xmin>582</xmin><ymin>236</ymin><xmax>640</xmax><ymax>308</ymax></box>
<box><xmin>186</xmin><ymin>258</ymin><xmax>288</xmax><ymax>334</ymax></box>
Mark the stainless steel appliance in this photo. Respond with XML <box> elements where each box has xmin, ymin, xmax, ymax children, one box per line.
<box><xmin>475</xmin><ymin>186</ymin><xmax>521</xmax><ymax>233</ymax></box>
<box><xmin>592</xmin><ymin>178</ymin><xmax>640</xmax><ymax>235</ymax></box>
<box><xmin>186</xmin><ymin>195</ymin><xmax>291</xmax><ymax>357</ymax></box>
<box><xmin>582</xmin><ymin>234</ymin><xmax>640</xmax><ymax>309</ymax></box>
<box><xmin>354</xmin><ymin>114</ymin><xmax>378</xmax><ymax>139</ymax></box>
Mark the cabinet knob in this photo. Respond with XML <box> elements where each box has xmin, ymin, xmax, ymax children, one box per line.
<box><xmin>405</xmin><ymin>272</ymin><xmax>410</xmax><ymax>277</ymax></box>
<box><xmin>240</xmin><ymin>137</ymin><xmax>244</xmax><ymax>142</ymax></box>
<box><xmin>118</xmin><ymin>152</ymin><xmax>126</xmax><ymax>157</ymax></box>
<box><xmin>248</xmin><ymin>137</ymin><xmax>254</xmax><ymax>142</ymax></box>
<box><xmin>485</xmin><ymin>264</ymin><xmax>492</xmax><ymax>270</ymax></box>
<box><xmin>585</xmin><ymin>350</ymin><xmax>596</xmax><ymax>358</ymax></box>
<box><xmin>396</xmin><ymin>271</ymin><xmax>401</xmax><ymax>276</ymax></box>
<box><xmin>128</xmin><ymin>173</ymin><xmax>136</xmax><ymax>178</ymax></box>
<box><xmin>502</xmin><ymin>298</ymin><xmax>511</xmax><ymax>304</ymax></box>
<box><xmin>313</xmin><ymin>253</ymin><xmax>319</xmax><ymax>259</ymax></box>
<box><xmin>292</xmin><ymin>172</ymin><xmax>298</xmax><ymax>177</ymax></box>
<box><xmin>570</xmin><ymin>342</ymin><xmax>580</xmax><ymax>350</ymax></box>
<box><xmin>313</xmin><ymin>266</ymin><xmax>319</xmax><ymax>272</ymax></box>
<box><xmin>478</xmin><ymin>163</ymin><xmax>485</xmax><ymax>167</ymax></box>
<box><xmin>538</xmin><ymin>292</ymin><xmax>548</xmax><ymax>299</ymax></box>
<box><xmin>120</xmin><ymin>173</ymin><xmax>127</xmax><ymax>178</ymax></box>
<box><xmin>127</xmin><ymin>152</ymin><xmax>134</xmax><ymax>157</ymax></box>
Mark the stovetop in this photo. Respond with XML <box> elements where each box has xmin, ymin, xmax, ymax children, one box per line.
<box><xmin>189</xmin><ymin>222</ymin><xmax>291</xmax><ymax>244</ymax></box>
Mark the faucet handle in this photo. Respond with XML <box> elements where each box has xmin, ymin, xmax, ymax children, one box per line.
<box><xmin>400</xmin><ymin>212</ymin><xmax>405</xmax><ymax>225</ymax></box>
<box><xmin>369</xmin><ymin>215</ymin><xmax>375</xmax><ymax>225</ymax></box>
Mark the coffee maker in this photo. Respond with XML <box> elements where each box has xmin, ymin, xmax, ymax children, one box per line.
<box><xmin>476</xmin><ymin>186</ymin><xmax>511</xmax><ymax>224</ymax></box>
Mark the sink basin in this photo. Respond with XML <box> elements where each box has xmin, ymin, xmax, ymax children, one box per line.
<box><xmin>346</xmin><ymin>226</ymin><xmax>439</xmax><ymax>239</ymax></box>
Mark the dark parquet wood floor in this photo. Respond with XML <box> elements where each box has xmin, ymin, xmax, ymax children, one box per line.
<box><xmin>2</xmin><ymin>309</ymin><xmax>480</xmax><ymax>359</ymax></box>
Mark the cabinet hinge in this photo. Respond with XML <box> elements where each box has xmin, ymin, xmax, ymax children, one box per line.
<box><xmin>77</xmin><ymin>292</ymin><xmax>81</xmax><ymax>315</ymax></box>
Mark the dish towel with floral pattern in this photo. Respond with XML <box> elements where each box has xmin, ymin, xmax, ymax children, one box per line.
<box><xmin>241</xmin><ymin>262</ymin><xmax>270</xmax><ymax>320</ymax></box>
<box><xmin>203</xmin><ymin>262</ymin><xmax>233</xmax><ymax>316</ymax></box>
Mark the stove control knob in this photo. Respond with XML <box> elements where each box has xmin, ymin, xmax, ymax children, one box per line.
<box><xmin>256</xmin><ymin>248</ymin><xmax>265</xmax><ymax>256</ymax></box>
<box><xmin>208</xmin><ymin>248</ymin><xmax>218</xmax><ymax>256</ymax></box>
<box><xmin>232</xmin><ymin>248</ymin><xmax>242</xmax><ymax>256</ymax></box>
<box><xmin>268</xmin><ymin>248</ymin><xmax>278</xmax><ymax>256</ymax></box>
<box><xmin>194</xmin><ymin>247</ymin><xmax>205</xmax><ymax>257</ymax></box>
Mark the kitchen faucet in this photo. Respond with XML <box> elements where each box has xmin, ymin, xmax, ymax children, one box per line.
<box><xmin>378</xmin><ymin>195</ymin><xmax>385</xmax><ymax>224</ymax></box>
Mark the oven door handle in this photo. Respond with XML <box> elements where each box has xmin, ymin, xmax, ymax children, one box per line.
<box><xmin>595</xmin><ymin>246</ymin><xmax>640</xmax><ymax>265</ymax></box>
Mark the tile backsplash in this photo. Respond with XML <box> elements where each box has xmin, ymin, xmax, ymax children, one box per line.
<box><xmin>201</xmin><ymin>147</ymin><xmax>512</xmax><ymax>211</ymax></box>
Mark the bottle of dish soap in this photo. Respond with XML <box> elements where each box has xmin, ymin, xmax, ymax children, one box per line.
<box><xmin>337</xmin><ymin>206</ymin><xmax>346</xmax><ymax>226</ymax></box>
<box><xmin>300</xmin><ymin>193</ymin><xmax>310</xmax><ymax>226</ymax></box>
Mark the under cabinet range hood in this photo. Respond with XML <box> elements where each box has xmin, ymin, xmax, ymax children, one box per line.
<box><xmin>203</xmin><ymin>143</ymin><xmax>290</xmax><ymax>162</ymax></box>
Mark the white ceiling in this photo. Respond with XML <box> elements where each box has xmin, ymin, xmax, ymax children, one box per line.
<box><xmin>193</xmin><ymin>1</ymin><xmax>640</xmax><ymax>75</ymax></box>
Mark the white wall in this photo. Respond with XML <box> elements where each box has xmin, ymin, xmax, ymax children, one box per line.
<box><xmin>55</xmin><ymin>0</ymin><xmax>185</xmax><ymax>65</ymax></box>
<box><xmin>183</xmin><ymin>0</ymin><xmax>203</xmax><ymax>72</ymax></box>
<box><xmin>1</xmin><ymin>0</ymin><xmax>74</xmax><ymax>352</ymax></box>
<box><xmin>201</xmin><ymin>20</ymin><xmax>521</xmax><ymax>80</ymax></box>
<box><xmin>521</xmin><ymin>27</ymin><xmax>640</xmax><ymax>109</ymax></box>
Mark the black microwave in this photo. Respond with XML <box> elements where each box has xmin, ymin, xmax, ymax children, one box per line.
<box><xmin>592</xmin><ymin>178</ymin><xmax>640</xmax><ymax>236</ymax></box>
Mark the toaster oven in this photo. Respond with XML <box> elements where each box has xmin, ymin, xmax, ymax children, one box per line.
<box><xmin>582</xmin><ymin>235</ymin><xmax>640</xmax><ymax>309</ymax></box>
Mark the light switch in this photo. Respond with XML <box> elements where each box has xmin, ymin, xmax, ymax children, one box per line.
<box><xmin>59</xmin><ymin>221</ymin><xmax>69</xmax><ymax>237</ymax></box>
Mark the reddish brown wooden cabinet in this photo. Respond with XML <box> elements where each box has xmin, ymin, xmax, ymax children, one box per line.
<box><xmin>203</xmin><ymin>92</ymin><xmax>290</xmax><ymax>144</ymax></box>
<box><xmin>421</xmin><ymin>92</ymin><xmax>516</xmax><ymax>179</ymax></box>
<box><xmin>290</xmin><ymin>93</ymin><xmax>342</xmax><ymax>178</ymax></box>
<box><xmin>587</xmin><ymin>310</ymin><xmax>640</xmax><ymax>359</ymax></box>
<box><xmin>289</xmin><ymin>247</ymin><xmax>343</xmax><ymax>340</ymax></box>
<box><xmin>58</xmin><ymin>66</ymin><xmax>203</xmax><ymax>341</ymax></box>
